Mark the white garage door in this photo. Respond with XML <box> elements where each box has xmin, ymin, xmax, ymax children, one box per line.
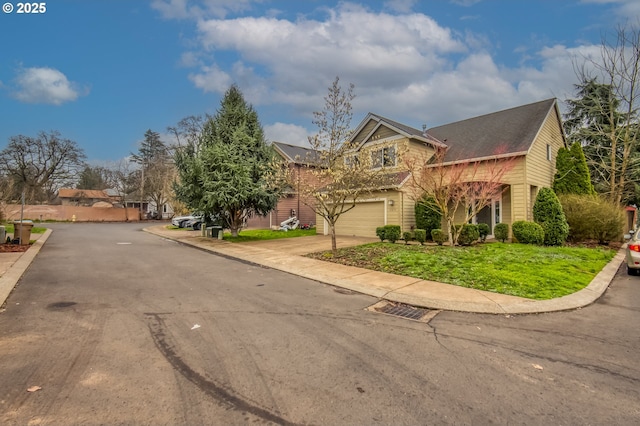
<box><xmin>334</xmin><ymin>201</ymin><xmax>385</xmax><ymax>237</ymax></box>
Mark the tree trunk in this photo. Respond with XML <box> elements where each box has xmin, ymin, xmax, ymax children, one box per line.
<box><xmin>330</xmin><ymin>223</ymin><xmax>337</xmax><ymax>254</ymax></box>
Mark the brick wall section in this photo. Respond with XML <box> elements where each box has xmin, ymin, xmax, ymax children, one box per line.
<box><xmin>2</xmin><ymin>204</ymin><xmax>141</xmax><ymax>222</ymax></box>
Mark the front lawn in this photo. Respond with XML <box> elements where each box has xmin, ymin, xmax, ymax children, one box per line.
<box><xmin>306</xmin><ymin>242</ymin><xmax>617</xmax><ymax>300</ymax></box>
<box><xmin>3</xmin><ymin>223</ymin><xmax>48</xmax><ymax>234</ymax></box>
<box><xmin>223</xmin><ymin>228</ymin><xmax>317</xmax><ymax>242</ymax></box>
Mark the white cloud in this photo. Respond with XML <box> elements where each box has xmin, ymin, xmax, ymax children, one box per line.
<box><xmin>188</xmin><ymin>64</ymin><xmax>233</xmax><ymax>93</ymax></box>
<box><xmin>173</xmin><ymin>3</ymin><xmax>611</xmax><ymax>128</ymax></box>
<box><xmin>192</xmin><ymin>4</ymin><xmax>465</xmax><ymax>104</ymax></box>
<box><xmin>13</xmin><ymin>67</ymin><xmax>86</xmax><ymax>105</ymax></box>
<box><xmin>264</xmin><ymin>122</ymin><xmax>312</xmax><ymax>146</ymax></box>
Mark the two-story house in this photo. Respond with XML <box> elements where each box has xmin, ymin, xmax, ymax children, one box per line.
<box><xmin>318</xmin><ymin>98</ymin><xmax>567</xmax><ymax>238</ymax></box>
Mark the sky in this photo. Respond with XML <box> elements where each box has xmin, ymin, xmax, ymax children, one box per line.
<box><xmin>1</xmin><ymin>0</ymin><xmax>639</xmax><ymax>163</ymax></box>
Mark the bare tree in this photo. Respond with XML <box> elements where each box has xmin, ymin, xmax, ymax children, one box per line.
<box><xmin>104</xmin><ymin>159</ymin><xmax>137</xmax><ymax>221</ymax></box>
<box><xmin>566</xmin><ymin>24</ymin><xmax>640</xmax><ymax>205</ymax></box>
<box><xmin>404</xmin><ymin>148</ymin><xmax>514</xmax><ymax>245</ymax></box>
<box><xmin>0</xmin><ymin>131</ymin><xmax>86</xmax><ymax>203</ymax></box>
<box><xmin>167</xmin><ymin>114</ymin><xmax>211</xmax><ymax>151</ymax></box>
<box><xmin>276</xmin><ymin>77</ymin><xmax>391</xmax><ymax>253</ymax></box>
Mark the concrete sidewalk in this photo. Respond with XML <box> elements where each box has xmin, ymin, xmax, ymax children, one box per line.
<box><xmin>145</xmin><ymin>226</ymin><xmax>625</xmax><ymax>314</ymax></box>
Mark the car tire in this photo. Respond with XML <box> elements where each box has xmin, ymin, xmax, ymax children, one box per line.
<box><xmin>193</xmin><ymin>222</ymin><xmax>201</xmax><ymax>231</ymax></box>
<box><xmin>627</xmin><ymin>265</ymin><xmax>637</xmax><ymax>276</ymax></box>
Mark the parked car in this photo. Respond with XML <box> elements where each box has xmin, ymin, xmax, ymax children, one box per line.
<box><xmin>625</xmin><ymin>230</ymin><xmax>640</xmax><ymax>275</ymax></box>
<box><xmin>182</xmin><ymin>213</ymin><xmax>224</xmax><ymax>231</ymax></box>
<box><xmin>184</xmin><ymin>216</ymin><xmax>205</xmax><ymax>230</ymax></box>
<box><xmin>171</xmin><ymin>213</ymin><xmax>197</xmax><ymax>228</ymax></box>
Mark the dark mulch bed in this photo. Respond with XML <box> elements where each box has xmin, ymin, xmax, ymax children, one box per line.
<box><xmin>0</xmin><ymin>244</ymin><xmax>30</xmax><ymax>253</ymax></box>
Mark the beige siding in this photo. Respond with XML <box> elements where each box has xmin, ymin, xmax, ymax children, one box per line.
<box><xmin>351</xmin><ymin>120</ymin><xmax>378</xmax><ymax>146</ymax></box>
<box><xmin>525</xmin><ymin>109</ymin><xmax>565</xmax><ymax>188</ymax></box>
<box><xmin>370</xmin><ymin>125</ymin><xmax>398</xmax><ymax>140</ymax></box>
<box><xmin>501</xmin><ymin>186</ymin><xmax>512</xmax><ymax>226</ymax></box>
<box><xmin>510</xmin><ymin>183</ymin><xmax>527</xmax><ymax>222</ymax></box>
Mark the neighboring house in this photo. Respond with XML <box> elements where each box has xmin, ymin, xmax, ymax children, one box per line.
<box><xmin>123</xmin><ymin>198</ymin><xmax>174</xmax><ymax>219</ymax></box>
<box><xmin>319</xmin><ymin>98</ymin><xmax>567</xmax><ymax>238</ymax></box>
<box><xmin>245</xmin><ymin>141</ymin><xmax>318</xmax><ymax>229</ymax></box>
<box><xmin>57</xmin><ymin>189</ymin><xmax>113</xmax><ymax>207</ymax></box>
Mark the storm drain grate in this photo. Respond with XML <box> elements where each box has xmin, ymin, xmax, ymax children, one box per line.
<box><xmin>371</xmin><ymin>301</ymin><xmax>430</xmax><ymax>321</ymax></box>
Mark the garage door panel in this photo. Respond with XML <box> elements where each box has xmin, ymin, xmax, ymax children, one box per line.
<box><xmin>335</xmin><ymin>202</ymin><xmax>384</xmax><ymax>237</ymax></box>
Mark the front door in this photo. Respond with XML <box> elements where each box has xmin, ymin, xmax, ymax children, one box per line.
<box><xmin>475</xmin><ymin>198</ymin><xmax>501</xmax><ymax>237</ymax></box>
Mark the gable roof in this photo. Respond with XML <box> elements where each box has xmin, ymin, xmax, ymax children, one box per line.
<box><xmin>426</xmin><ymin>98</ymin><xmax>561</xmax><ymax>164</ymax></box>
<box><xmin>58</xmin><ymin>188</ymin><xmax>110</xmax><ymax>199</ymax></box>
<box><xmin>272</xmin><ymin>141</ymin><xmax>320</xmax><ymax>165</ymax></box>
<box><xmin>350</xmin><ymin>113</ymin><xmax>447</xmax><ymax>150</ymax></box>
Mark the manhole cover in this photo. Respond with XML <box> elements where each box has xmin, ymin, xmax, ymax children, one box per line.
<box><xmin>367</xmin><ymin>301</ymin><xmax>431</xmax><ymax>321</ymax></box>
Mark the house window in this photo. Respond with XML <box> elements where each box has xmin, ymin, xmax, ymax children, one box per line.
<box><xmin>371</xmin><ymin>145</ymin><xmax>397</xmax><ymax>169</ymax></box>
<box><xmin>547</xmin><ymin>144</ymin><xmax>552</xmax><ymax>161</ymax></box>
<box><xmin>344</xmin><ymin>155</ymin><xmax>359</xmax><ymax>168</ymax></box>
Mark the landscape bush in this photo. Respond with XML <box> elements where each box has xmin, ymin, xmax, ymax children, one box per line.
<box><xmin>533</xmin><ymin>187</ymin><xmax>569</xmax><ymax>246</ymax></box>
<box><xmin>477</xmin><ymin>223</ymin><xmax>490</xmax><ymax>242</ymax></box>
<box><xmin>494</xmin><ymin>223</ymin><xmax>509</xmax><ymax>242</ymax></box>
<box><xmin>431</xmin><ymin>229</ymin><xmax>448</xmax><ymax>245</ymax></box>
<box><xmin>413</xmin><ymin>229</ymin><xmax>426</xmax><ymax>245</ymax></box>
<box><xmin>457</xmin><ymin>224</ymin><xmax>480</xmax><ymax>246</ymax></box>
<box><xmin>384</xmin><ymin>225</ymin><xmax>401</xmax><ymax>243</ymax></box>
<box><xmin>559</xmin><ymin>194</ymin><xmax>625</xmax><ymax>243</ymax></box>
<box><xmin>402</xmin><ymin>231</ymin><xmax>413</xmax><ymax>244</ymax></box>
<box><xmin>512</xmin><ymin>221</ymin><xmax>544</xmax><ymax>245</ymax></box>
<box><xmin>376</xmin><ymin>226</ymin><xmax>386</xmax><ymax>242</ymax></box>
<box><xmin>415</xmin><ymin>196</ymin><xmax>441</xmax><ymax>241</ymax></box>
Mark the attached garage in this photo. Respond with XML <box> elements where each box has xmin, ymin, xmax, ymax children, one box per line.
<box><xmin>331</xmin><ymin>201</ymin><xmax>386</xmax><ymax>237</ymax></box>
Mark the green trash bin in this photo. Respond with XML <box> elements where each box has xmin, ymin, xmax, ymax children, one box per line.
<box><xmin>210</xmin><ymin>225</ymin><xmax>223</xmax><ymax>239</ymax></box>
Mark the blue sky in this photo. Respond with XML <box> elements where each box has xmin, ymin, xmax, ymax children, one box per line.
<box><xmin>1</xmin><ymin>0</ymin><xmax>639</xmax><ymax>163</ymax></box>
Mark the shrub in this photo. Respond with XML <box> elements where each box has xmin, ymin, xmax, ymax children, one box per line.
<box><xmin>375</xmin><ymin>226</ymin><xmax>386</xmax><ymax>242</ymax></box>
<box><xmin>494</xmin><ymin>223</ymin><xmax>509</xmax><ymax>242</ymax></box>
<box><xmin>559</xmin><ymin>194</ymin><xmax>625</xmax><ymax>243</ymax></box>
<box><xmin>415</xmin><ymin>196</ymin><xmax>442</xmax><ymax>241</ymax></box>
<box><xmin>477</xmin><ymin>223</ymin><xmax>490</xmax><ymax>242</ymax></box>
<box><xmin>431</xmin><ymin>229</ymin><xmax>448</xmax><ymax>245</ymax></box>
<box><xmin>402</xmin><ymin>231</ymin><xmax>412</xmax><ymax>244</ymax></box>
<box><xmin>512</xmin><ymin>221</ymin><xmax>544</xmax><ymax>245</ymax></box>
<box><xmin>384</xmin><ymin>225</ymin><xmax>401</xmax><ymax>243</ymax></box>
<box><xmin>413</xmin><ymin>229</ymin><xmax>426</xmax><ymax>245</ymax></box>
<box><xmin>553</xmin><ymin>142</ymin><xmax>595</xmax><ymax>196</ymax></box>
<box><xmin>533</xmin><ymin>187</ymin><xmax>569</xmax><ymax>246</ymax></box>
<box><xmin>457</xmin><ymin>224</ymin><xmax>480</xmax><ymax>246</ymax></box>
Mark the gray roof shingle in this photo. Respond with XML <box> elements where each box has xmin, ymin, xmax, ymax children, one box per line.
<box><xmin>272</xmin><ymin>141</ymin><xmax>320</xmax><ymax>165</ymax></box>
<box><xmin>426</xmin><ymin>98</ymin><xmax>558</xmax><ymax>164</ymax></box>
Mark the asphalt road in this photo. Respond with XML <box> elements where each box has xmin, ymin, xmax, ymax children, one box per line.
<box><xmin>0</xmin><ymin>223</ymin><xmax>638</xmax><ymax>425</ymax></box>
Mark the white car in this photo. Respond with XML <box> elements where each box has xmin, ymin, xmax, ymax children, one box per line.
<box><xmin>625</xmin><ymin>230</ymin><xmax>640</xmax><ymax>275</ymax></box>
<box><xmin>171</xmin><ymin>214</ymin><xmax>197</xmax><ymax>228</ymax></box>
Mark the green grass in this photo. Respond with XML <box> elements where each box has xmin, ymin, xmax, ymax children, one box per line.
<box><xmin>307</xmin><ymin>242</ymin><xmax>617</xmax><ymax>300</ymax></box>
<box><xmin>223</xmin><ymin>228</ymin><xmax>317</xmax><ymax>242</ymax></box>
<box><xmin>164</xmin><ymin>224</ymin><xmax>318</xmax><ymax>242</ymax></box>
<box><xmin>3</xmin><ymin>223</ymin><xmax>47</xmax><ymax>234</ymax></box>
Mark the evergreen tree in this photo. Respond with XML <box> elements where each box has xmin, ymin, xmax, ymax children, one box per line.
<box><xmin>131</xmin><ymin>129</ymin><xmax>173</xmax><ymax>218</ymax></box>
<box><xmin>415</xmin><ymin>195</ymin><xmax>442</xmax><ymax>241</ymax></box>
<box><xmin>533</xmin><ymin>187</ymin><xmax>569</xmax><ymax>246</ymax></box>
<box><xmin>173</xmin><ymin>85</ymin><xmax>278</xmax><ymax>236</ymax></box>
<box><xmin>553</xmin><ymin>142</ymin><xmax>595</xmax><ymax>195</ymax></box>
